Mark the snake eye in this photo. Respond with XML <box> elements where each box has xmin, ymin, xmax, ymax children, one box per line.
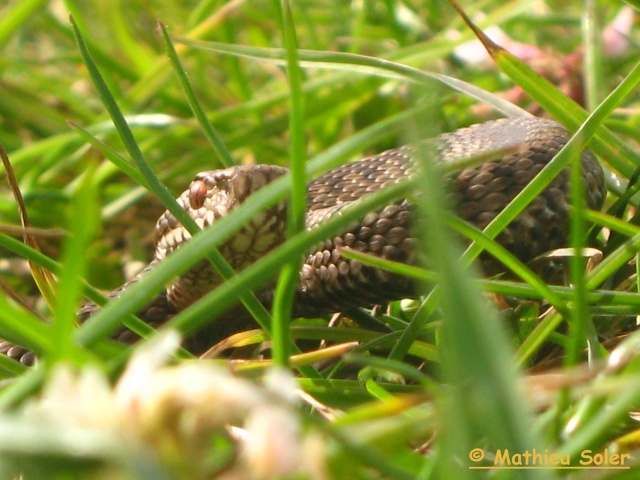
<box><xmin>189</xmin><ymin>180</ymin><xmax>208</xmax><ymax>209</ymax></box>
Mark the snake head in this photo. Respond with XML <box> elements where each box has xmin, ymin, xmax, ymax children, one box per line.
<box><xmin>154</xmin><ymin>164</ymin><xmax>288</xmax><ymax>310</ymax></box>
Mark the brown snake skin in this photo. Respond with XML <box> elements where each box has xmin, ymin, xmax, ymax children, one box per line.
<box><xmin>0</xmin><ymin>117</ymin><xmax>606</xmax><ymax>364</ymax></box>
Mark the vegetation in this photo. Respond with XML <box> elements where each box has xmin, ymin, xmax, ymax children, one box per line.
<box><xmin>0</xmin><ymin>0</ymin><xmax>639</xmax><ymax>478</ymax></box>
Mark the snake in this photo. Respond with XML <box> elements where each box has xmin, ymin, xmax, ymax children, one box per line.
<box><xmin>0</xmin><ymin>117</ymin><xmax>606</xmax><ymax>365</ymax></box>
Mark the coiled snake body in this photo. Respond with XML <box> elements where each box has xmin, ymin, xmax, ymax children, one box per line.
<box><xmin>1</xmin><ymin>117</ymin><xmax>606</xmax><ymax>363</ymax></box>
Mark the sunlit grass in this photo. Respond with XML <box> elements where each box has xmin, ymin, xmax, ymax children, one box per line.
<box><xmin>0</xmin><ymin>1</ymin><xmax>639</xmax><ymax>478</ymax></box>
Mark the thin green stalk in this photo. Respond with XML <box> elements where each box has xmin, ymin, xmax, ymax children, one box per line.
<box><xmin>178</xmin><ymin>38</ymin><xmax>529</xmax><ymax>118</ymax></box>
<box><xmin>49</xmin><ymin>164</ymin><xmax>100</xmax><ymax>364</ymax></box>
<box><xmin>582</xmin><ymin>0</ymin><xmax>605</xmax><ymax>112</ymax></box>
<box><xmin>411</xmin><ymin>108</ymin><xmax>546</xmax><ymax>479</ymax></box>
<box><xmin>566</xmin><ymin>140</ymin><xmax>599</xmax><ymax>368</ymax></box>
<box><xmin>270</xmin><ymin>0</ymin><xmax>307</xmax><ymax>367</ymax></box>
<box><xmin>338</xmin><ymin>249</ymin><xmax>640</xmax><ymax>310</ymax></box>
<box><xmin>159</xmin><ymin>22</ymin><xmax>234</xmax><ymax>169</ymax></box>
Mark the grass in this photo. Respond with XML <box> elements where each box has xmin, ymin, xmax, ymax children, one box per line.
<box><xmin>0</xmin><ymin>0</ymin><xmax>640</xmax><ymax>478</ymax></box>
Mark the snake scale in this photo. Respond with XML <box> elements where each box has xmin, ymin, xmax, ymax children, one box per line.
<box><xmin>0</xmin><ymin>117</ymin><xmax>606</xmax><ymax>364</ymax></box>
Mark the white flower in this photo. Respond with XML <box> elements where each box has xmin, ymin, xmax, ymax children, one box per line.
<box><xmin>16</xmin><ymin>331</ymin><xmax>327</xmax><ymax>479</ymax></box>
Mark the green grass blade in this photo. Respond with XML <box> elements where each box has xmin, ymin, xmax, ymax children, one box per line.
<box><xmin>48</xmin><ymin>164</ymin><xmax>100</xmax><ymax>364</ymax></box>
<box><xmin>410</xmin><ymin>112</ymin><xmax>547</xmax><ymax>479</ymax></box>
<box><xmin>270</xmin><ymin>0</ymin><xmax>307</xmax><ymax>366</ymax></box>
<box><xmin>66</xmin><ymin>122</ymin><xmax>149</xmax><ymax>188</ymax></box>
<box><xmin>452</xmin><ymin>3</ymin><xmax>640</xmax><ymax>178</ymax></box>
<box><xmin>159</xmin><ymin>21</ymin><xmax>234</xmax><ymax>169</ymax></box>
<box><xmin>0</xmin><ymin>291</ymin><xmax>51</xmax><ymax>358</ymax></box>
<box><xmin>178</xmin><ymin>38</ymin><xmax>530</xmax><ymax>118</ymax></box>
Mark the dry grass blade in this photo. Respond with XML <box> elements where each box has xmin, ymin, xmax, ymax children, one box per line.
<box><xmin>0</xmin><ymin>145</ymin><xmax>56</xmax><ymax>308</ymax></box>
